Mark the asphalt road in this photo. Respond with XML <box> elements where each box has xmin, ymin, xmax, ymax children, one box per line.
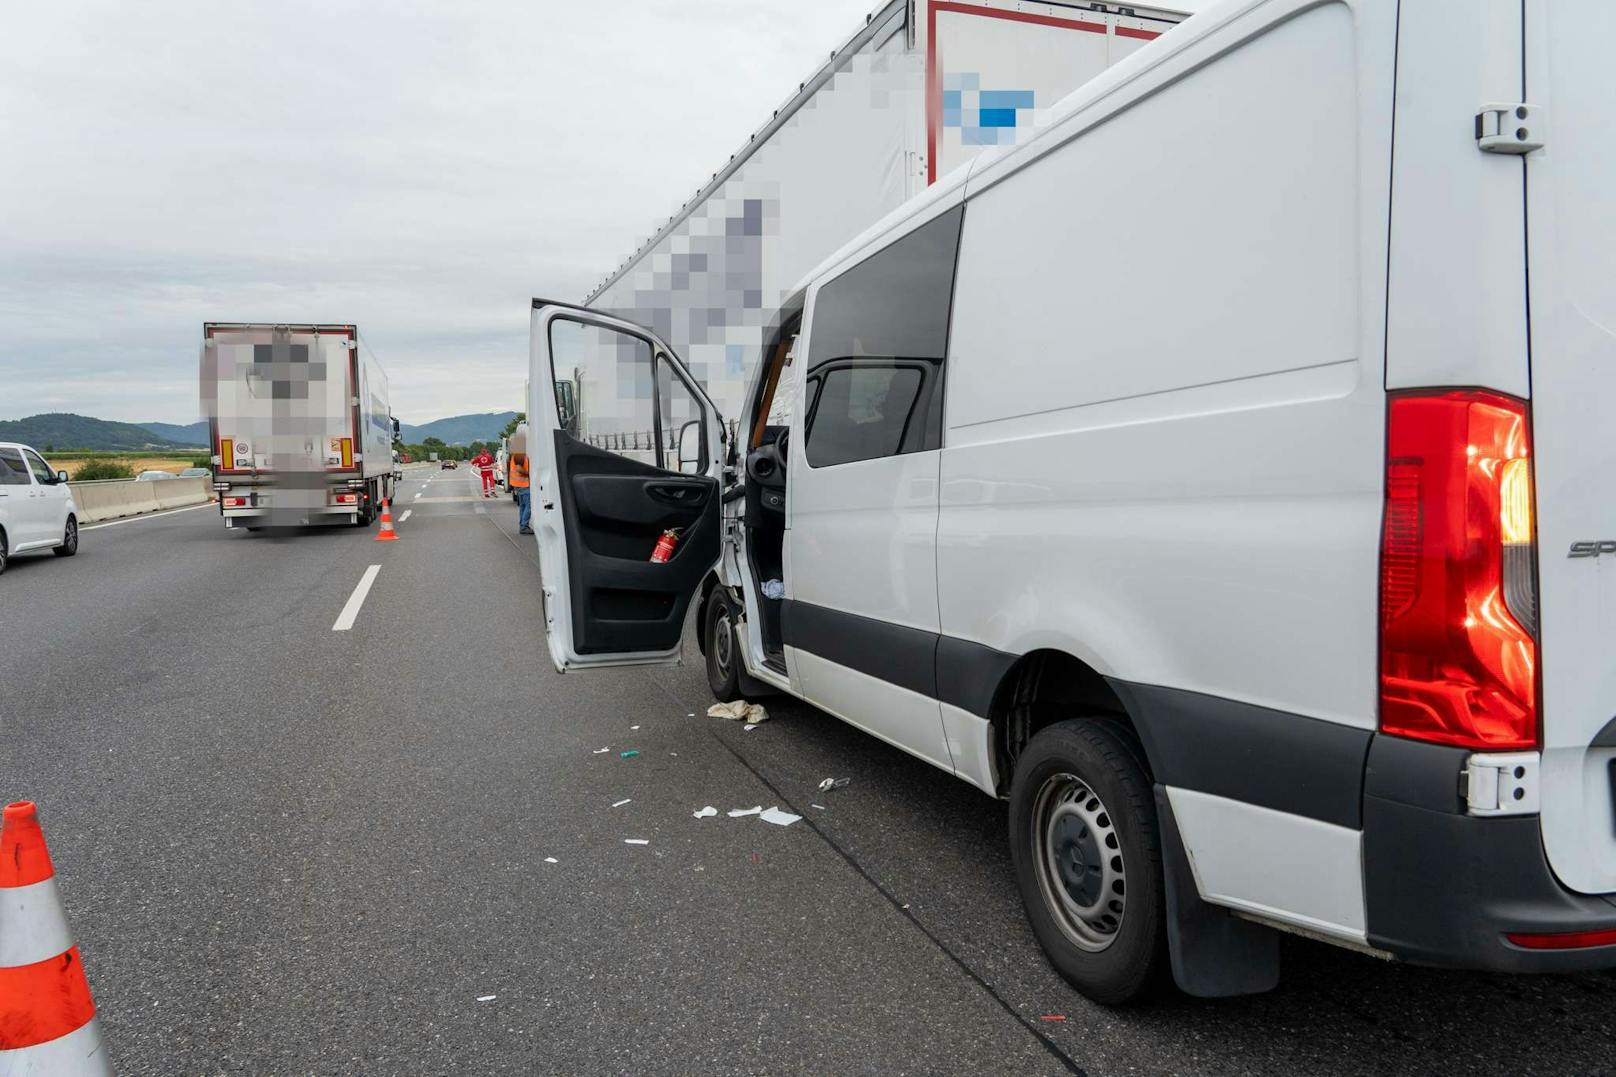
<box><xmin>3</xmin><ymin>467</ymin><xmax>1613</xmax><ymax>1075</ymax></box>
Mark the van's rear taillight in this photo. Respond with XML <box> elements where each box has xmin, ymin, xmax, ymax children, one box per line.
<box><xmin>1379</xmin><ymin>390</ymin><xmax>1538</xmax><ymax>750</ymax></box>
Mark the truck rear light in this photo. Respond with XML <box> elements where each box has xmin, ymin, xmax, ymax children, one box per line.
<box><xmin>1505</xmin><ymin>928</ymin><xmax>1616</xmax><ymax>950</ymax></box>
<box><xmin>1379</xmin><ymin>390</ymin><xmax>1538</xmax><ymax>750</ymax></box>
<box><xmin>222</xmin><ymin>496</ymin><xmax>249</xmax><ymax>508</ymax></box>
<box><xmin>333</xmin><ymin>493</ymin><xmax>358</xmax><ymax>505</ymax></box>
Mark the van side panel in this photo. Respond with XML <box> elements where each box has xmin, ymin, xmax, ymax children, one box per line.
<box><xmin>1383</xmin><ymin>0</ymin><xmax>1527</xmax><ymax>396</ymax></box>
<box><xmin>938</xmin><ymin>0</ymin><xmax>1395</xmax><ymax>930</ymax></box>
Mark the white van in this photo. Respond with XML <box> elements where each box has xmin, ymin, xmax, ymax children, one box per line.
<box><xmin>0</xmin><ymin>443</ymin><xmax>79</xmax><ymax>575</ymax></box>
<box><xmin>528</xmin><ymin>0</ymin><xmax>1616</xmax><ymax>1002</ymax></box>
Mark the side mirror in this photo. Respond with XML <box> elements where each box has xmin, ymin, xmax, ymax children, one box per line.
<box><xmin>555</xmin><ymin>381</ymin><xmax>578</xmax><ymax>433</ymax></box>
<box><xmin>677</xmin><ymin>420</ymin><xmax>703</xmax><ymax>474</ymax></box>
<box><xmin>392</xmin><ymin>417</ymin><xmax>401</xmax><ymax>437</ymax></box>
<box><xmin>56</xmin><ymin>470</ymin><xmax>69</xmax><ymax>483</ymax></box>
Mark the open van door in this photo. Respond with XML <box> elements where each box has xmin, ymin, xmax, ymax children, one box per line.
<box><xmin>528</xmin><ymin>300</ymin><xmax>726</xmax><ymax>672</ymax></box>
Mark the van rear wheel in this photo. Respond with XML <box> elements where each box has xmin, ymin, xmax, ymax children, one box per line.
<box><xmin>704</xmin><ymin>590</ymin><xmax>743</xmax><ymax>702</ymax></box>
<box><xmin>1008</xmin><ymin>717</ymin><xmax>1166</xmax><ymax>1005</ymax></box>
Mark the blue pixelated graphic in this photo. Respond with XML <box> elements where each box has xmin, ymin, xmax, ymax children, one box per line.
<box><xmin>941</xmin><ymin>72</ymin><xmax>1034</xmax><ymax>147</ymax></box>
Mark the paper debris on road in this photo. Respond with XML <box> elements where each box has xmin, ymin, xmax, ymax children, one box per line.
<box><xmin>631</xmin><ymin>725</ymin><xmax>640</xmax><ymax>730</ymax></box>
<box><xmin>693</xmin><ymin>806</ymin><xmax>717</xmax><ymax>819</ymax></box>
<box><xmin>759</xmin><ymin>807</ymin><xmax>801</xmax><ymax>827</ymax></box>
<box><xmin>544</xmin><ymin>857</ymin><xmax>558</xmax><ymax>864</ymax></box>
<box><xmin>593</xmin><ymin>748</ymin><xmax>610</xmax><ymax>754</ymax></box>
<box><xmin>707</xmin><ymin>701</ymin><xmax>768</xmax><ymax>723</ymax></box>
<box><xmin>612</xmin><ymin>798</ymin><xmax>632</xmax><ymax>808</ymax></box>
<box><xmin>477</xmin><ymin>995</ymin><xmax>497</xmax><ymax>1002</ymax></box>
<box><xmin>810</xmin><ymin>803</ymin><xmax>826</xmax><ymax>810</ymax></box>
<box><xmin>624</xmin><ymin>839</ymin><xmax>650</xmax><ymax>845</ymax></box>
<box><xmin>728</xmin><ymin>806</ymin><xmax>764</xmax><ymax>818</ymax></box>
<box><xmin>743</xmin><ymin>724</ymin><xmax>757</xmax><ymax>732</ymax></box>
<box><xmin>817</xmin><ymin>777</ymin><xmax>850</xmax><ymax>792</ymax></box>
<box><xmin>619</xmin><ymin>750</ymin><xmax>640</xmax><ymax>759</ymax></box>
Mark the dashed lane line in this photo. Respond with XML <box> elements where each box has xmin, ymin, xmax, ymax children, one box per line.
<box><xmin>331</xmin><ymin>565</ymin><xmax>382</xmax><ymax>632</ymax></box>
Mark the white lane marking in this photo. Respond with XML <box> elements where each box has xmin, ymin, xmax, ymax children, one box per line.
<box><xmin>331</xmin><ymin>565</ymin><xmax>382</xmax><ymax>632</ymax></box>
<box><xmin>80</xmin><ymin>503</ymin><xmax>213</xmax><ymax>530</ymax></box>
<box><xmin>413</xmin><ymin>491</ymin><xmax>422</xmax><ymax>500</ymax></box>
<box><xmin>398</xmin><ymin>509</ymin><xmax>412</xmax><ymax>523</ymax></box>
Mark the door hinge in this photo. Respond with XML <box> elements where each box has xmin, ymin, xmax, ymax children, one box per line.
<box><xmin>1459</xmin><ymin>751</ymin><xmax>1540</xmax><ymax>816</ymax></box>
<box><xmin>1476</xmin><ymin>102</ymin><xmax>1544</xmax><ymax>155</ymax></box>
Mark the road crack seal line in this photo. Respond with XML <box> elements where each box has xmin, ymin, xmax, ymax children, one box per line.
<box><xmin>647</xmin><ymin>676</ymin><xmax>1087</xmax><ymax>1077</ymax></box>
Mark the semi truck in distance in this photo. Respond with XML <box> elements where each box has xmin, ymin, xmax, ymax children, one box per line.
<box><xmin>201</xmin><ymin>322</ymin><xmax>400</xmax><ymax>530</ymax></box>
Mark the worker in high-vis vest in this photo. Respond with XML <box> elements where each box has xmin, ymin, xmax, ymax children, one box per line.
<box><xmin>511</xmin><ymin>449</ymin><xmax>531</xmax><ymax>534</ymax></box>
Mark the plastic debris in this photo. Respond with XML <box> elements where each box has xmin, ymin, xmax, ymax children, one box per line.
<box><xmin>620</xmin><ymin>750</ymin><xmax>640</xmax><ymax>759</ymax></box>
<box><xmin>592</xmin><ymin>748</ymin><xmax>610</xmax><ymax>754</ymax></box>
<box><xmin>728</xmin><ymin>806</ymin><xmax>764</xmax><ymax>818</ymax></box>
<box><xmin>761</xmin><ymin>578</ymin><xmax>785</xmax><ymax>599</ymax></box>
<box><xmin>477</xmin><ymin>995</ymin><xmax>497</xmax><ymax>1002</ymax></box>
<box><xmin>693</xmin><ymin>806</ymin><xmax>717</xmax><ymax>819</ymax></box>
<box><xmin>810</xmin><ymin>804</ymin><xmax>826</xmax><ymax>810</ymax></box>
<box><xmin>624</xmin><ymin>839</ymin><xmax>650</xmax><ymax>845</ymax></box>
<box><xmin>631</xmin><ymin>725</ymin><xmax>640</xmax><ymax>730</ymax></box>
<box><xmin>743</xmin><ymin>724</ymin><xmax>757</xmax><ymax>732</ymax></box>
<box><xmin>544</xmin><ymin>857</ymin><xmax>558</xmax><ymax>864</ymax></box>
<box><xmin>612</xmin><ymin>798</ymin><xmax>632</xmax><ymax>808</ymax></box>
<box><xmin>707</xmin><ymin>701</ymin><xmax>768</xmax><ymax>723</ymax></box>
<box><xmin>1039</xmin><ymin>1015</ymin><xmax>1067</xmax><ymax>1023</ymax></box>
<box><xmin>760</xmin><ymin>807</ymin><xmax>801</xmax><ymax>827</ymax></box>
<box><xmin>817</xmin><ymin>777</ymin><xmax>850</xmax><ymax>792</ymax></box>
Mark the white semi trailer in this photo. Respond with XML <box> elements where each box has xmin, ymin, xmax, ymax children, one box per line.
<box><xmin>585</xmin><ymin>0</ymin><xmax>1188</xmax><ymax>425</ymax></box>
<box><xmin>201</xmin><ymin>322</ymin><xmax>399</xmax><ymax>529</ymax></box>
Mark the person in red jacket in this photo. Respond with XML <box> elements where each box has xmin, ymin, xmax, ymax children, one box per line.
<box><xmin>471</xmin><ymin>448</ymin><xmax>496</xmax><ymax>497</ymax></box>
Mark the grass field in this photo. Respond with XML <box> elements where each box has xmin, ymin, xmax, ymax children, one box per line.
<box><xmin>48</xmin><ymin>455</ymin><xmax>207</xmax><ymax>478</ymax></box>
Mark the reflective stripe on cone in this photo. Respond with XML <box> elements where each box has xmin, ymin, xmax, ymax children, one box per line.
<box><xmin>0</xmin><ymin>803</ymin><xmax>110</xmax><ymax>1075</ymax></box>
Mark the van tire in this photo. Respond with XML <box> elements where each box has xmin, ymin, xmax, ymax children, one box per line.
<box><xmin>53</xmin><ymin>516</ymin><xmax>78</xmax><ymax>557</ymax></box>
<box><xmin>1008</xmin><ymin>717</ymin><xmax>1167</xmax><ymax>1005</ymax></box>
<box><xmin>704</xmin><ymin>590</ymin><xmax>743</xmax><ymax>702</ymax></box>
<box><xmin>0</xmin><ymin>529</ymin><xmax>8</xmax><ymax>575</ymax></box>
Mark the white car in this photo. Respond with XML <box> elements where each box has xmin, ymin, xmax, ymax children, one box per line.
<box><xmin>0</xmin><ymin>442</ymin><xmax>79</xmax><ymax>575</ymax></box>
<box><xmin>525</xmin><ymin>0</ymin><xmax>1616</xmax><ymax>1004</ymax></box>
<box><xmin>135</xmin><ymin>470</ymin><xmax>175</xmax><ymax>481</ymax></box>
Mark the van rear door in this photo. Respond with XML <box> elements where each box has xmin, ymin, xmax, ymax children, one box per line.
<box><xmin>1525</xmin><ymin>0</ymin><xmax>1616</xmax><ymax>895</ymax></box>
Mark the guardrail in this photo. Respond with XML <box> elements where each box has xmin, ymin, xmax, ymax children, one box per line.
<box><xmin>68</xmin><ymin>476</ymin><xmax>213</xmax><ymax>524</ymax></box>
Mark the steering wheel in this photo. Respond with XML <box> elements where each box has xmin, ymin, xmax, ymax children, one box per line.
<box><xmin>746</xmin><ymin>430</ymin><xmax>789</xmax><ymax>489</ymax></box>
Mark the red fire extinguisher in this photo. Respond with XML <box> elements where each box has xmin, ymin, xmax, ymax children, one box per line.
<box><xmin>650</xmin><ymin>528</ymin><xmax>680</xmax><ymax>563</ymax></box>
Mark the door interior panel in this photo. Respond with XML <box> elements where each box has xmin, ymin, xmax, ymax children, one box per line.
<box><xmin>555</xmin><ymin>433</ymin><xmax>719</xmax><ymax>654</ymax></box>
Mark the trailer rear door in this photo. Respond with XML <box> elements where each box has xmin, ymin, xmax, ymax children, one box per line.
<box><xmin>1525</xmin><ymin>0</ymin><xmax>1616</xmax><ymax>895</ymax></box>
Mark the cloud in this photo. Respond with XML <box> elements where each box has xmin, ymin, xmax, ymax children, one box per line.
<box><xmin>0</xmin><ymin>0</ymin><xmax>888</xmax><ymax>423</ymax></box>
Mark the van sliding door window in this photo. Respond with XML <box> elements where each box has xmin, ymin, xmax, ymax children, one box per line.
<box><xmin>0</xmin><ymin>449</ymin><xmax>28</xmax><ymax>485</ymax></box>
<box><xmin>803</xmin><ymin>205</ymin><xmax>963</xmax><ymax>468</ymax></box>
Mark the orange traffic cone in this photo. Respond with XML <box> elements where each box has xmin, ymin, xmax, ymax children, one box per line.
<box><xmin>375</xmin><ymin>497</ymin><xmax>398</xmax><ymax>542</ymax></box>
<box><xmin>0</xmin><ymin>801</ymin><xmax>111</xmax><ymax>1074</ymax></box>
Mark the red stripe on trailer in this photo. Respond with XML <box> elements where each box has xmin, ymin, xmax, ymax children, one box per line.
<box><xmin>0</xmin><ymin>947</ymin><xmax>96</xmax><ymax>1050</ymax></box>
<box><xmin>925</xmin><ymin>2</ymin><xmax>1162</xmax><ymax>185</ymax></box>
<box><xmin>1</xmin><ymin>801</ymin><xmax>55</xmax><ymax>889</ymax></box>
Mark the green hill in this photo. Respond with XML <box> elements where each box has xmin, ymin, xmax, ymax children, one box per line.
<box><xmin>400</xmin><ymin>412</ymin><xmax>518</xmax><ymax>445</ymax></box>
<box><xmin>0</xmin><ymin>413</ymin><xmax>200</xmax><ymax>451</ymax></box>
<box><xmin>136</xmin><ymin>420</ymin><xmax>208</xmax><ymax>446</ymax></box>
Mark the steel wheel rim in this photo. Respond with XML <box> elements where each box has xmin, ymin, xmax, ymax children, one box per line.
<box><xmin>1031</xmin><ymin>771</ymin><xmax>1126</xmax><ymax>952</ymax></box>
<box><xmin>712</xmin><ymin>608</ymin><xmax>733</xmax><ymax>679</ymax></box>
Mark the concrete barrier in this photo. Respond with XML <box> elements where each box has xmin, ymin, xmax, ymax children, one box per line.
<box><xmin>69</xmin><ymin>476</ymin><xmax>213</xmax><ymax>524</ymax></box>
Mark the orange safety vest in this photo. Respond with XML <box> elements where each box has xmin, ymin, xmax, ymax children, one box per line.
<box><xmin>510</xmin><ymin>454</ymin><xmax>530</xmax><ymax>489</ymax></box>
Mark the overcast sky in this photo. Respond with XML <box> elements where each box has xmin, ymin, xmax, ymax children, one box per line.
<box><xmin>0</xmin><ymin>0</ymin><xmax>1204</xmax><ymax>426</ymax></box>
